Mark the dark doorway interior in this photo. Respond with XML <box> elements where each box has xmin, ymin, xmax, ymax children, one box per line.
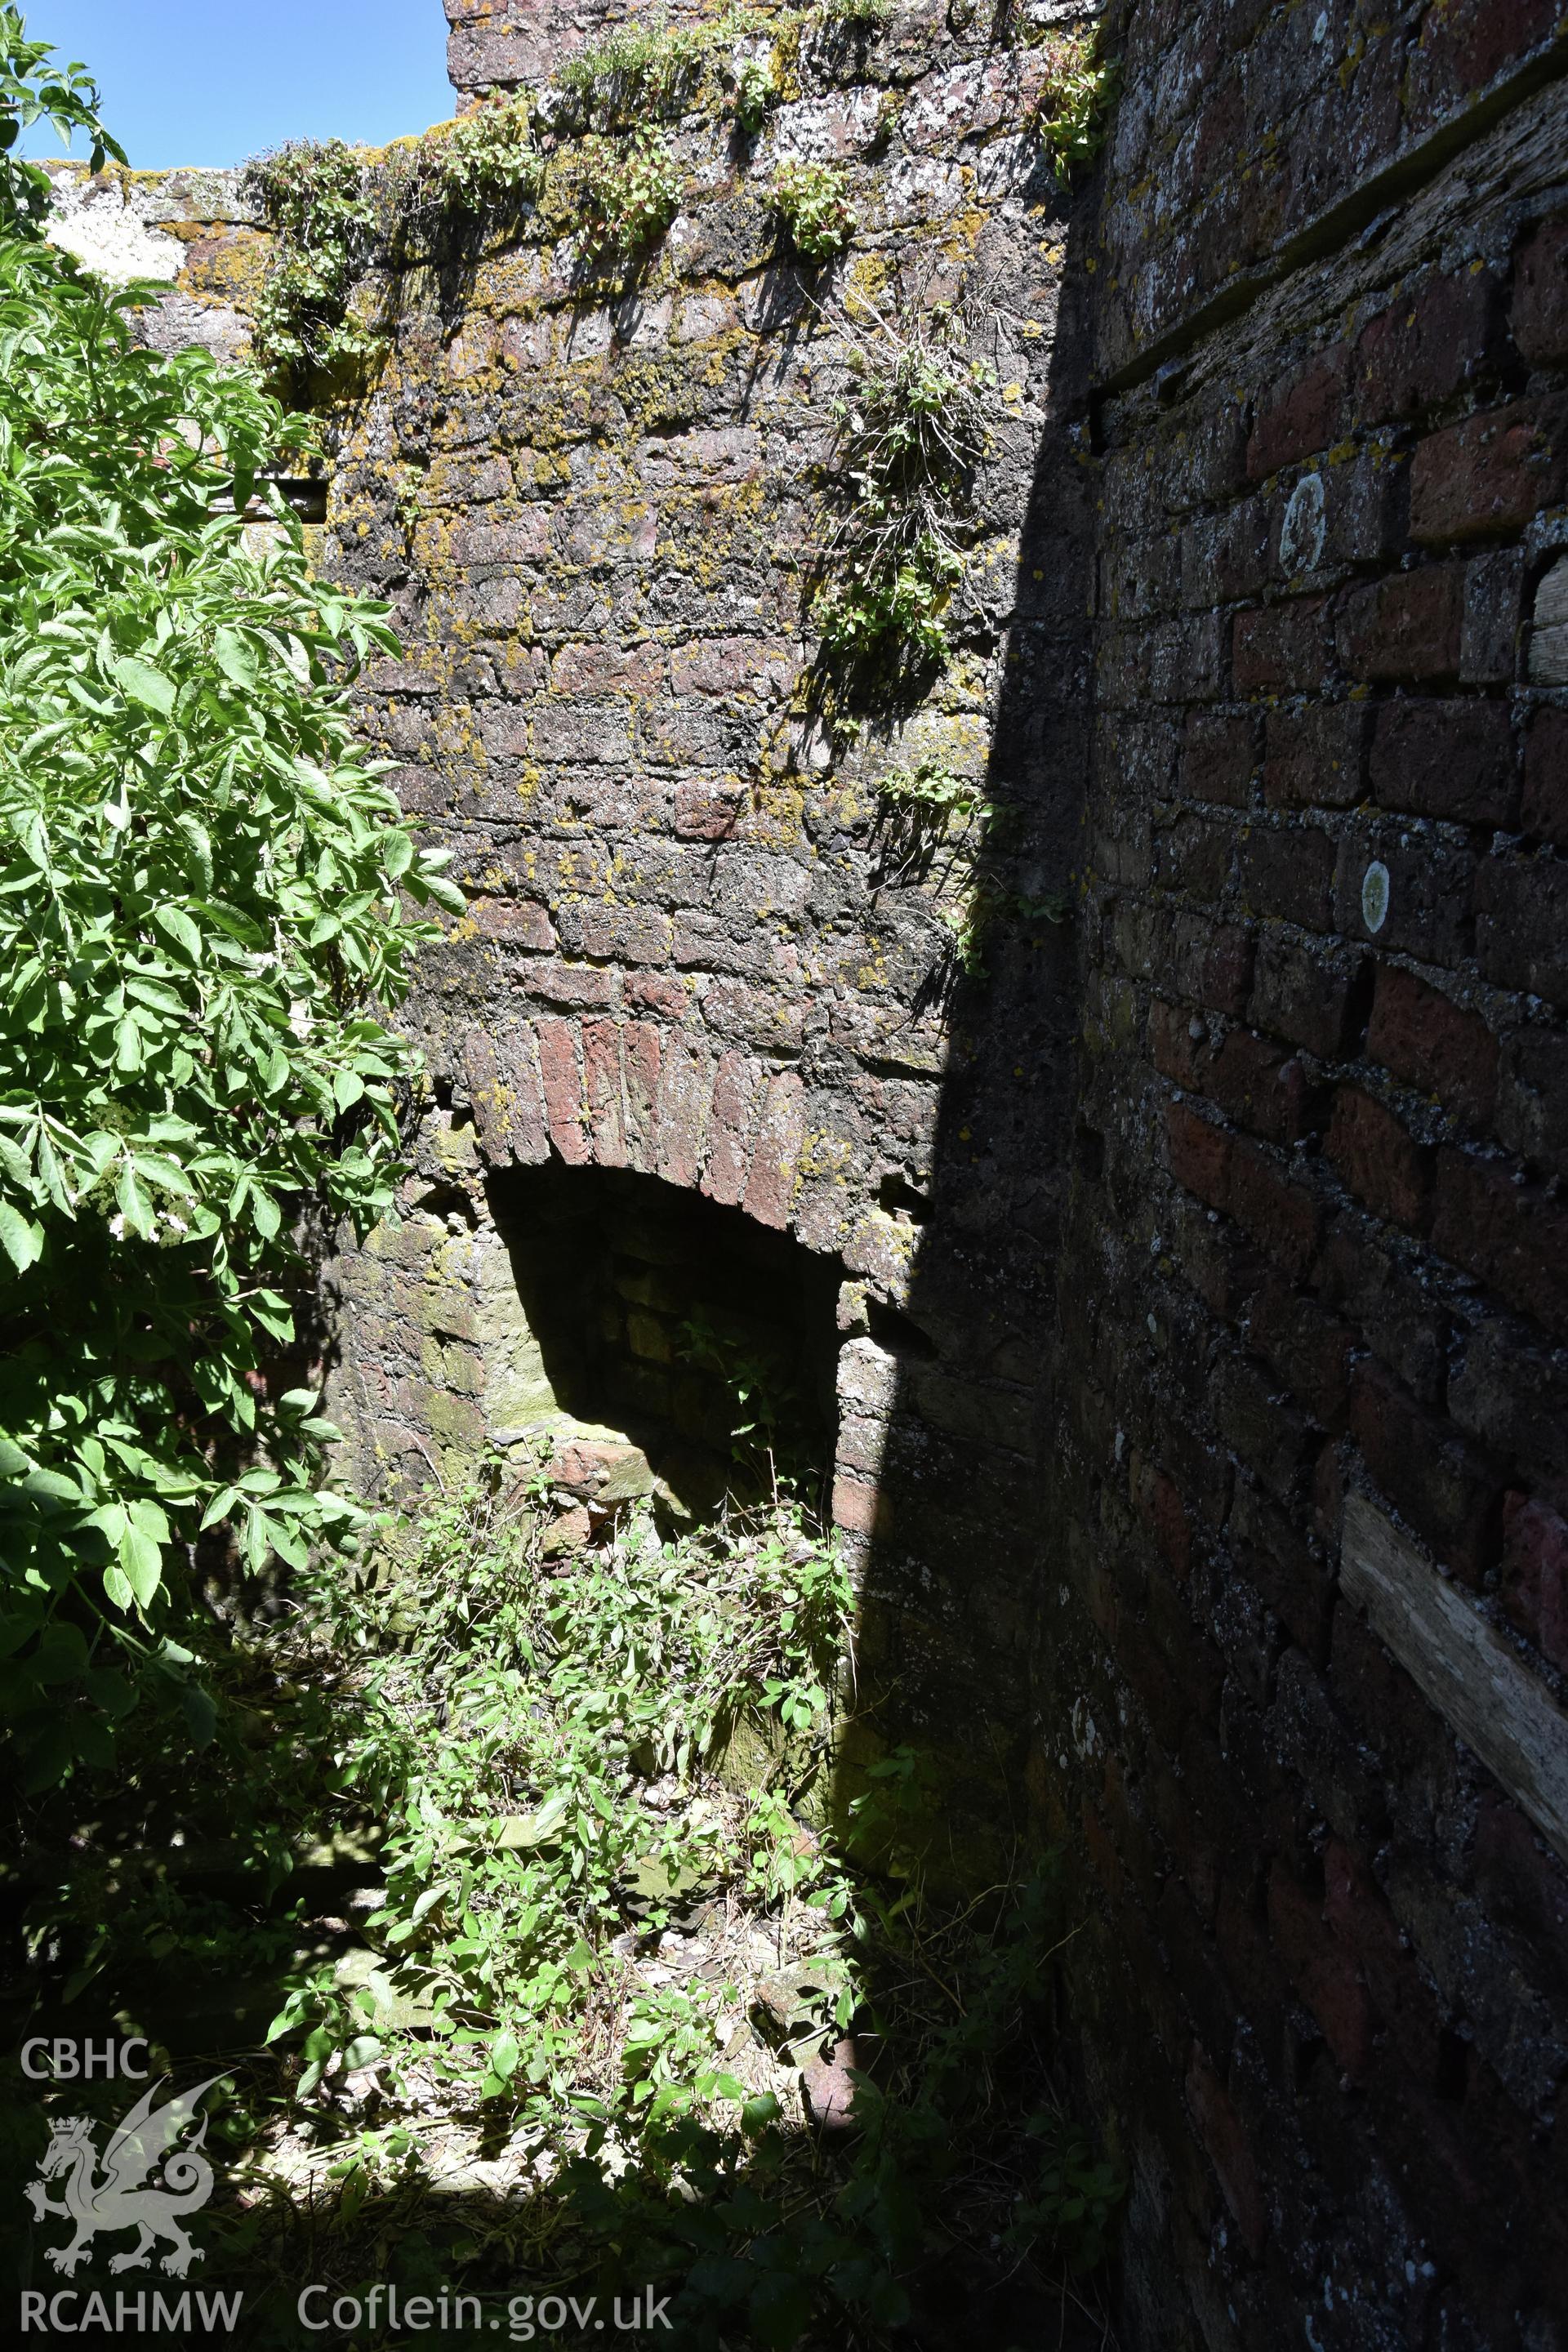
<box><xmin>485</xmin><ymin>1161</ymin><xmax>844</xmax><ymax>1517</ymax></box>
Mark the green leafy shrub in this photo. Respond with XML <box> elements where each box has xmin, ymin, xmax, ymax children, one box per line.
<box><xmin>578</xmin><ymin>125</ymin><xmax>684</xmax><ymax>261</ymax></box>
<box><xmin>1031</xmin><ymin>25</ymin><xmax>1116</xmax><ymax>182</ymax></box>
<box><xmin>773</xmin><ymin>158</ymin><xmax>856</xmax><ymax>262</ymax></box>
<box><xmin>0</xmin><ymin>23</ymin><xmax>452</xmax><ymax>1787</ymax></box>
<box><xmin>0</xmin><ymin>1</ymin><xmax>122</xmax><ymax>229</ymax></box>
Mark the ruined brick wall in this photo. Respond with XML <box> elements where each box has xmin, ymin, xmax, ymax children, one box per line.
<box><xmin>41</xmin><ymin>163</ymin><xmax>268</xmax><ymax>363</ymax></box>
<box><xmin>1052</xmin><ymin>2</ymin><xmax>1568</xmax><ymax>2342</ymax></box>
<box><xmin>318</xmin><ymin>5</ymin><xmax>1097</xmax><ymax>1788</ymax></box>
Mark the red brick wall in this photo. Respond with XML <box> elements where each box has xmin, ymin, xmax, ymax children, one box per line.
<box><xmin>1058</xmin><ymin>2</ymin><xmax>1568</xmax><ymax>2339</ymax></box>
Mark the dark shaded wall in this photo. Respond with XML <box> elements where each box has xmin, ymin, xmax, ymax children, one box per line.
<box><xmin>1050</xmin><ymin>1</ymin><xmax>1568</xmax><ymax>2342</ymax></box>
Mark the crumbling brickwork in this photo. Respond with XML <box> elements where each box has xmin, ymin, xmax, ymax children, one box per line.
<box><xmin>1052</xmin><ymin>2</ymin><xmax>1568</xmax><ymax>2341</ymax></box>
<box><xmin>443</xmin><ymin>0</ymin><xmax>717</xmax><ymax>96</ymax></box>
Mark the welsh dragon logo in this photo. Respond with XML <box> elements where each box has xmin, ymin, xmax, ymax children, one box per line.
<box><xmin>25</xmin><ymin>2074</ymin><xmax>223</xmax><ymax>2278</ymax></box>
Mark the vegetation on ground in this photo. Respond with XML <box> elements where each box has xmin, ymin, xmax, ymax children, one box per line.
<box><xmin>12</xmin><ymin>1461</ymin><xmax>1121</xmax><ymax>2346</ymax></box>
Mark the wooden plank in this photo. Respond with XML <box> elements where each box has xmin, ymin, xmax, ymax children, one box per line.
<box><xmin>1340</xmin><ymin>1490</ymin><xmax>1568</xmax><ymax>1867</ymax></box>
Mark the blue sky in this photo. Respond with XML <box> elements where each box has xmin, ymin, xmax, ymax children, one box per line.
<box><xmin>18</xmin><ymin>1</ymin><xmax>457</xmax><ymax>169</ymax></box>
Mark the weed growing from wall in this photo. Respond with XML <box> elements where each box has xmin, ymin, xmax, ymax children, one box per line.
<box><xmin>243</xmin><ymin>7</ymin><xmax>1112</xmax><ymax>403</ymax></box>
<box><xmin>556</xmin><ymin>15</ymin><xmax>710</xmax><ymax>128</ymax></box>
<box><xmin>245</xmin><ymin>139</ymin><xmax>381</xmax><ymax>394</ymax></box>
<box><xmin>577</xmin><ymin>127</ymin><xmax>684</xmax><ymax>263</ymax></box>
<box><xmin>247</xmin><ymin>98</ymin><xmax>549</xmax><ymax>396</ymax></box>
<box><xmin>389</xmin><ymin>91</ymin><xmax>546</xmax><ymax>223</ymax></box>
<box><xmin>875</xmin><ymin>756</ymin><xmax>995</xmax><ymax>878</ymax></box>
<box><xmin>1027</xmin><ymin>24</ymin><xmax>1116</xmax><ymax>183</ymax></box>
<box><xmin>872</xmin><ymin>760</ymin><xmax>1059</xmax><ymax>981</ymax></box>
<box><xmin>729</xmin><ymin>51</ymin><xmax>777</xmax><ymax>133</ymax></box>
<box><xmin>554</xmin><ymin>7</ymin><xmax>794</xmax><ymax>139</ymax></box>
<box><xmin>772</xmin><ymin>158</ymin><xmax>857</xmax><ymax>263</ymax></box>
<box><xmin>811</xmin><ymin>301</ymin><xmax>995</xmax><ymax>675</ymax></box>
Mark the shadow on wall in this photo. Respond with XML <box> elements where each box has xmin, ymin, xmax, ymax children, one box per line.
<box><xmin>826</xmin><ymin>197</ymin><xmax>1097</xmax><ymax>1890</ymax></box>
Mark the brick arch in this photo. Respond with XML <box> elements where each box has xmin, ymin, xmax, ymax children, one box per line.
<box><xmin>452</xmin><ymin>1010</ymin><xmax>899</xmax><ymax>1549</ymax></box>
<box><xmin>460</xmin><ymin>1013</ymin><xmax>808</xmax><ymax>1236</ymax></box>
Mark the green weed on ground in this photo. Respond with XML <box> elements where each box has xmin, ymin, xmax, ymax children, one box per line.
<box><xmin>9</xmin><ymin>1464</ymin><xmax>1119</xmax><ymax>2346</ymax></box>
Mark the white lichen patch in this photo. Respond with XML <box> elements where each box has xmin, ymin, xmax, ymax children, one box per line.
<box><xmin>44</xmin><ymin>169</ymin><xmax>184</xmax><ymax>284</ymax></box>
